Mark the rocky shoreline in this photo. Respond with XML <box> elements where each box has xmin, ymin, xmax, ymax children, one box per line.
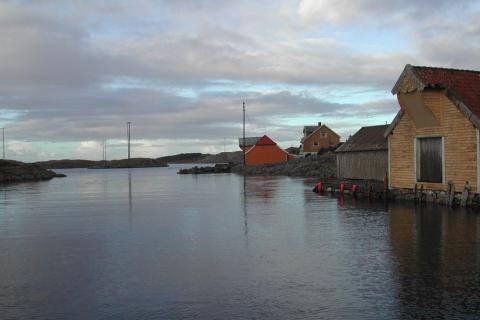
<box><xmin>0</xmin><ymin>160</ymin><xmax>66</xmax><ymax>183</ymax></box>
<box><xmin>231</xmin><ymin>153</ymin><xmax>336</xmax><ymax>177</ymax></box>
<box><xmin>177</xmin><ymin>153</ymin><xmax>337</xmax><ymax>178</ymax></box>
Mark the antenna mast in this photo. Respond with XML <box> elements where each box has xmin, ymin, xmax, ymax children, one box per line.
<box><xmin>243</xmin><ymin>102</ymin><xmax>246</xmax><ymax>167</ymax></box>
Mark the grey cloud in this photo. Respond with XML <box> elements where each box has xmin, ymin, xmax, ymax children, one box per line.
<box><xmin>5</xmin><ymin>87</ymin><xmax>395</xmax><ymax>144</ymax></box>
<box><xmin>0</xmin><ymin>0</ymin><xmax>476</xmax><ymax>161</ymax></box>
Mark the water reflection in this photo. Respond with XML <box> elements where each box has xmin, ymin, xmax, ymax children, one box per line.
<box><xmin>389</xmin><ymin>204</ymin><xmax>480</xmax><ymax>319</ymax></box>
<box><xmin>128</xmin><ymin>170</ymin><xmax>133</xmax><ymax>214</ymax></box>
<box><xmin>243</xmin><ymin>175</ymin><xmax>249</xmax><ymax>246</ymax></box>
<box><xmin>244</xmin><ymin>176</ymin><xmax>279</xmax><ymax>202</ymax></box>
<box><xmin>1</xmin><ymin>170</ymin><xmax>480</xmax><ymax>319</ymax></box>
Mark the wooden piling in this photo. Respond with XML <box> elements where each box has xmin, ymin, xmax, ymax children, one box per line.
<box><xmin>460</xmin><ymin>181</ymin><xmax>470</xmax><ymax>207</ymax></box>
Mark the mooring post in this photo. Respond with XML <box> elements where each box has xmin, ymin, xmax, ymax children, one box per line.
<box><xmin>447</xmin><ymin>181</ymin><xmax>455</xmax><ymax>207</ymax></box>
<box><xmin>460</xmin><ymin>181</ymin><xmax>470</xmax><ymax>207</ymax></box>
<box><xmin>383</xmin><ymin>171</ymin><xmax>388</xmax><ymax>200</ymax></box>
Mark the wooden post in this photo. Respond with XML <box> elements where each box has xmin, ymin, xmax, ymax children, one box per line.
<box><xmin>460</xmin><ymin>181</ymin><xmax>470</xmax><ymax>207</ymax></box>
<box><xmin>367</xmin><ymin>180</ymin><xmax>372</xmax><ymax>199</ymax></box>
<box><xmin>446</xmin><ymin>181</ymin><xmax>455</xmax><ymax>207</ymax></box>
<box><xmin>414</xmin><ymin>184</ymin><xmax>418</xmax><ymax>202</ymax></box>
<box><xmin>383</xmin><ymin>171</ymin><xmax>388</xmax><ymax>201</ymax></box>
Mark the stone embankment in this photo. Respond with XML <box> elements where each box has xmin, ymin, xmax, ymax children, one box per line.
<box><xmin>0</xmin><ymin>160</ymin><xmax>66</xmax><ymax>183</ymax></box>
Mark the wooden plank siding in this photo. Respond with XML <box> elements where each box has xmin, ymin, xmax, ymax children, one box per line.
<box><xmin>389</xmin><ymin>90</ymin><xmax>478</xmax><ymax>192</ymax></box>
<box><xmin>303</xmin><ymin>126</ymin><xmax>340</xmax><ymax>153</ymax></box>
<box><xmin>337</xmin><ymin>151</ymin><xmax>388</xmax><ymax>181</ymax></box>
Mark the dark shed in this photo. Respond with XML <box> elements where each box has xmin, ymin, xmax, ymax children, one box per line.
<box><xmin>335</xmin><ymin>125</ymin><xmax>389</xmax><ymax>180</ymax></box>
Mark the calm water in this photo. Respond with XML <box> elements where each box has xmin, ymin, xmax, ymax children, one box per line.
<box><xmin>0</xmin><ymin>165</ymin><xmax>479</xmax><ymax>319</ymax></box>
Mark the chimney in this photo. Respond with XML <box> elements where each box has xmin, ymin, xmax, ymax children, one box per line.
<box><xmin>318</xmin><ymin>122</ymin><xmax>322</xmax><ymax>127</ymax></box>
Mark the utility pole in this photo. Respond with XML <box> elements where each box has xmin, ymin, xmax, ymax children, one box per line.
<box><xmin>127</xmin><ymin>122</ymin><xmax>131</xmax><ymax>159</ymax></box>
<box><xmin>103</xmin><ymin>140</ymin><xmax>107</xmax><ymax>161</ymax></box>
<box><xmin>243</xmin><ymin>101</ymin><xmax>246</xmax><ymax>167</ymax></box>
<box><xmin>2</xmin><ymin>127</ymin><xmax>4</xmax><ymax>160</ymax></box>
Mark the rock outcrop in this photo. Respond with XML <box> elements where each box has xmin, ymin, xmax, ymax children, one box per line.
<box><xmin>0</xmin><ymin>160</ymin><xmax>66</xmax><ymax>183</ymax></box>
<box><xmin>232</xmin><ymin>153</ymin><xmax>336</xmax><ymax>177</ymax></box>
<box><xmin>178</xmin><ymin>163</ymin><xmax>232</xmax><ymax>174</ymax></box>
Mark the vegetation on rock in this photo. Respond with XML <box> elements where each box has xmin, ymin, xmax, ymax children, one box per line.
<box><xmin>0</xmin><ymin>160</ymin><xmax>66</xmax><ymax>183</ymax></box>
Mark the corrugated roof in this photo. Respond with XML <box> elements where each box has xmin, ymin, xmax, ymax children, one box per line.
<box><xmin>336</xmin><ymin>125</ymin><xmax>389</xmax><ymax>152</ymax></box>
<box><xmin>239</xmin><ymin>137</ymin><xmax>262</xmax><ymax>147</ymax></box>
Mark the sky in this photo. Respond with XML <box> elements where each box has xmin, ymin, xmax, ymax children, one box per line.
<box><xmin>0</xmin><ymin>0</ymin><xmax>479</xmax><ymax>161</ymax></box>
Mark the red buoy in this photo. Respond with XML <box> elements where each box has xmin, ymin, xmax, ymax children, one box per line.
<box><xmin>352</xmin><ymin>184</ymin><xmax>358</xmax><ymax>195</ymax></box>
<box><xmin>313</xmin><ymin>181</ymin><xmax>325</xmax><ymax>193</ymax></box>
<box><xmin>339</xmin><ymin>182</ymin><xmax>346</xmax><ymax>194</ymax></box>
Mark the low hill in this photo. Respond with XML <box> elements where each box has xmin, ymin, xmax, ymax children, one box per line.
<box><xmin>199</xmin><ymin>151</ymin><xmax>243</xmax><ymax>164</ymax></box>
<box><xmin>35</xmin><ymin>159</ymin><xmax>98</xmax><ymax>169</ymax></box>
<box><xmin>34</xmin><ymin>158</ymin><xmax>168</xmax><ymax>169</ymax></box>
<box><xmin>90</xmin><ymin>158</ymin><xmax>168</xmax><ymax>169</ymax></box>
<box><xmin>157</xmin><ymin>151</ymin><xmax>243</xmax><ymax>164</ymax></box>
<box><xmin>156</xmin><ymin>153</ymin><xmax>208</xmax><ymax>163</ymax></box>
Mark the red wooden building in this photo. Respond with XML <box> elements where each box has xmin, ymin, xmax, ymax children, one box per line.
<box><xmin>239</xmin><ymin>135</ymin><xmax>293</xmax><ymax>166</ymax></box>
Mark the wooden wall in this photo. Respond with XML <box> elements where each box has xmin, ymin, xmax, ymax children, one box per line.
<box><xmin>389</xmin><ymin>90</ymin><xmax>478</xmax><ymax>192</ymax></box>
<box><xmin>303</xmin><ymin>126</ymin><xmax>340</xmax><ymax>153</ymax></box>
<box><xmin>246</xmin><ymin>145</ymin><xmax>289</xmax><ymax>166</ymax></box>
<box><xmin>337</xmin><ymin>150</ymin><xmax>388</xmax><ymax>181</ymax></box>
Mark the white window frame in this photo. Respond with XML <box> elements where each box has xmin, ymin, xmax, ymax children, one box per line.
<box><xmin>414</xmin><ymin>135</ymin><xmax>445</xmax><ymax>184</ymax></box>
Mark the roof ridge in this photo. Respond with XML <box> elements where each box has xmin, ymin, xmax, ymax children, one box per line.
<box><xmin>359</xmin><ymin>124</ymin><xmax>389</xmax><ymax>129</ymax></box>
<box><xmin>412</xmin><ymin>65</ymin><xmax>480</xmax><ymax>74</ymax></box>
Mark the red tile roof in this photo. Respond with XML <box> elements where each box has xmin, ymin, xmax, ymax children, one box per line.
<box><xmin>412</xmin><ymin>66</ymin><xmax>480</xmax><ymax>118</ymax></box>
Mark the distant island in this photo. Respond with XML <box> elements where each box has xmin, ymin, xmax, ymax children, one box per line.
<box><xmin>156</xmin><ymin>151</ymin><xmax>243</xmax><ymax>164</ymax></box>
<box><xmin>31</xmin><ymin>152</ymin><xmax>243</xmax><ymax>169</ymax></box>
<box><xmin>0</xmin><ymin>150</ymin><xmax>336</xmax><ymax>184</ymax></box>
<box><xmin>34</xmin><ymin>158</ymin><xmax>169</xmax><ymax>169</ymax></box>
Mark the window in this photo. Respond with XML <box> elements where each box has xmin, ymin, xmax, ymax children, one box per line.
<box><xmin>320</xmin><ymin>132</ymin><xmax>327</xmax><ymax>138</ymax></box>
<box><xmin>416</xmin><ymin>137</ymin><xmax>443</xmax><ymax>183</ymax></box>
<box><xmin>313</xmin><ymin>141</ymin><xmax>319</xmax><ymax>146</ymax></box>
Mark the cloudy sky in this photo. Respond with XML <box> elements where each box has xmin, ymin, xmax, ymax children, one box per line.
<box><xmin>0</xmin><ymin>0</ymin><xmax>479</xmax><ymax>161</ymax></box>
